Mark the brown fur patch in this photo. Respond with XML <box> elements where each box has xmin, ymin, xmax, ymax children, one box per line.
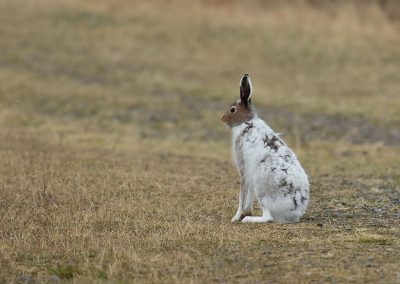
<box><xmin>242</xmin><ymin>122</ymin><xmax>254</xmax><ymax>135</ymax></box>
<box><xmin>262</xmin><ymin>134</ymin><xmax>281</xmax><ymax>151</ymax></box>
<box><xmin>293</xmin><ymin>196</ymin><xmax>298</xmax><ymax>210</ymax></box>
<box><xmin>260</xmin><ymin>155</ymin><xmax>268</xmax><ymax>163</ymax></box>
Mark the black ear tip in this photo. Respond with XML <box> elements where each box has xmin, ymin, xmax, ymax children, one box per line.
<box><xmin>240</xmin><ymin>74</ymin><xmax>250</xmax><ymax>85</ymax></box>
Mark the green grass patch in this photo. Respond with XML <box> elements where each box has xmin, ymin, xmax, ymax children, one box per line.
<box><xmin>47</xmin><ymin>264</ymin><xmax>77</xmax><ymax>279</ymax></box>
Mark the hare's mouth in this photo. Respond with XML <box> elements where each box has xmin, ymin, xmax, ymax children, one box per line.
<box><xmin>221</xmin><ymin>117</ymin><xmax>231</xmax><ymax>127</ymax></box>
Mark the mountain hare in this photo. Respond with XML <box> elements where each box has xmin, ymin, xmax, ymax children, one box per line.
<box><xmin>221</xmin><ymin>74</ymin><xmax>309</xmax><ymax>223</ymax></box>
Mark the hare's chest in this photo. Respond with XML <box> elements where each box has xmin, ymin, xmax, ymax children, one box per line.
<box><xmin>233</xmin><ymin>136</ymin><xmax>245</xmax><ymax>174</ymax></box>
<box><xmin>233</xmin><ymin>132</ymin><xmax>261</xmax><ymax>168</ymax></box>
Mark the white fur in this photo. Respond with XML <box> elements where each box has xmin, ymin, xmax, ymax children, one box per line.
<box><xmin>231</xmin><ymin>118</ymin><xmax>309</xmax><ymax>223</ymax></box>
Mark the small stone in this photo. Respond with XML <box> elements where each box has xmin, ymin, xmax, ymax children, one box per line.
<box><xmin>304</xmin><ymin>271</ymin><xmax>313</xmax><ymax>276</ymax></box>
<box><xmin>321</xmin><ymin>252</ymin><xmax>334</xmax><ymax>258</ymax></box>
<box><xmin>47</xmin><ymin>275</ymin><xmax>61</xmax><ymax>283</ymax></box>
<box><xmin>15</xmin><ymin>274</ymin><xmax>35</xmax><ymax>284</ymax></box>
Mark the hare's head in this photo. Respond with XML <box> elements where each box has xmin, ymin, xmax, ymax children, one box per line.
<box><xmin>221</xmin><ymin>74</ymin><xmax>256</xmax><ymax>127</ymax></box>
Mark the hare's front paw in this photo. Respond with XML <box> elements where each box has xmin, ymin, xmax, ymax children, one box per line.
<box><xmin>231</xmin><ymin>212</ymin><xmax>252</xmax><ymax>223</ymax></box>
<box><xmin>231</xmin><ymin>213</ymin><xmax>242</xmax><ymax>223</ymax></box>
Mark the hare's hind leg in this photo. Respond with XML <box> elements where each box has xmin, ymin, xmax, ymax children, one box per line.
<box><xmin>242</xmin><ymin>197</ymin><xmax>273</xmax><ymax>223</ymax></box>
<box><xmin>283</xmin><ymin>213</ymin><xmax>300</xmax><ymax>223</ymax></box>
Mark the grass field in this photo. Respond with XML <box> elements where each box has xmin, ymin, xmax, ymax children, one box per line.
<box><xmin>0</xmin><ymin>0</ymin><xmax>399</xmax><ymax>283</ymax></box>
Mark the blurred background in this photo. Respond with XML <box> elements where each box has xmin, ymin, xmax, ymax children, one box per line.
<box><xmin>0</xmin><ymin>0</ymin><xmax>399</xmax><ymax>282</ymax></box>
<box><xmin>1</xmin><ymin>0</ymin><xmax>399</xmax><ymax>147</ymax></box>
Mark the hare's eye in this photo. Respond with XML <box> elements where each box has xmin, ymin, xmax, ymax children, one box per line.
<box><xmin>229</xmin><ymin>107</ymin><xmax>236</xmax><ymax>113</ymax></box>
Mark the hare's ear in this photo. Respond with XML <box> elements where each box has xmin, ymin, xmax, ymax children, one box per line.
<box><xmin>240</xmin><ymin>74</ymin><xmax>252</xmax><ymax>106</ymax></box>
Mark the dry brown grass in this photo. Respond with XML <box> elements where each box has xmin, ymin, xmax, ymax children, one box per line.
<box><xmin>0</xmin><ymin>0</ymin><xmax>399</xmax><ymax>283</ymax></box>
